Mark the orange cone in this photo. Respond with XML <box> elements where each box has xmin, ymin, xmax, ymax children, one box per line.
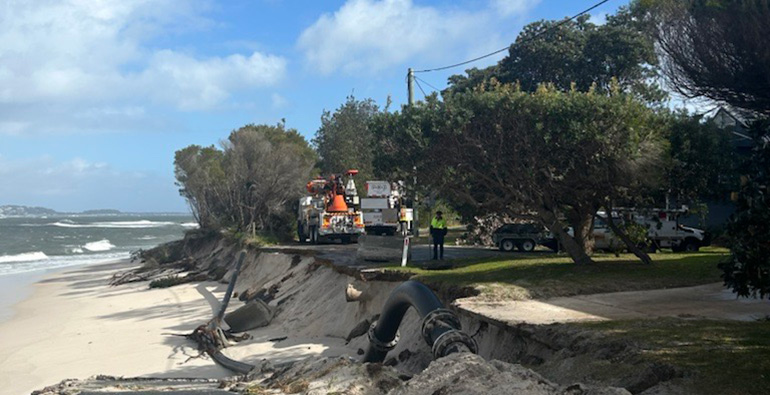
<box><xmin>328</xmin><ymin>194</ymin><xmax>348</xmax><ymax>212</ymax></box>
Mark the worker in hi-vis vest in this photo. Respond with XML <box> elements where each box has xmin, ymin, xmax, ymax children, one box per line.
<box><xmin>429</xmin><ymin>211</ymin><xmax>448</xmax><ymax>260</ymax></box>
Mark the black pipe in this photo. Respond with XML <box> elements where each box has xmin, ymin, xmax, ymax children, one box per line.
<box><xmin>363</xmin><ymin>280</ymin><xmax>477</xmax><ymax>363</ymax></box>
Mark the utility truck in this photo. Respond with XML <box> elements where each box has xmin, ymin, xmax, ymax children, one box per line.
<box><xmin>360</xmin><ymin>181</ymin><xmax>413</xmax><ymax>236</ymax></box>
<box><xmin>297</xmin><ymin>170</ymin><xmax>365</xmax><ymax>244</ymax></box>
<box><xmin>594</xmin><ymin>207</ymin><xmax>711</xmax><ymax>252</ymax></box>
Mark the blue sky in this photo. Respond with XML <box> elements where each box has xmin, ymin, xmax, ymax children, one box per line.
<box><xmin>0</xmin><ymin>0</ymin><xmax>627</xmax><ymax>212</ymax></box>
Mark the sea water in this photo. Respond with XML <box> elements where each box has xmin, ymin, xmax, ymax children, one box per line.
<box><xmin>0</xmin><ymin>213</ymin><xmax>196</xmax><ymax>321</ymax></box>
<box><xmin>0</xmin><ymin>213</ymin><xmax>195</xmax><ymax>276</ymax></box>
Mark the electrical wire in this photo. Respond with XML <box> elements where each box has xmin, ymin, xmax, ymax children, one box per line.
<box><xmin>414</xmin><ymin>0</ymin><xmax>613</xmax><ymax>73</ymax></box>
<box><xmin>415</xmin><ymin>76</ymin><xmax>441</xmax><ymax>92</ymax></box>
<box><xmin>414</xmin><ymin>77</ymin><xmax>429</xmax><ymax>98</ymax></box>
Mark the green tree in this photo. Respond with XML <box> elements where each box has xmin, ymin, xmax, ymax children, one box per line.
<box><xmin>642</xmin><ymin>0</ymin><xmax>770</xmax><ymax>115</ymax></box>
<box><xmin>665</xmin><ymin>113</ymin><xmax>739</xmax><ymax>204</ymax></box>
<box><xmin>374</xmin><ymin>85</ymin><xmax>664</xmax><ymax>265</ymax></box>
<box><xmin>313</xmin><ymin>96</ymin><xmax>380</xmax><ymax>184</ymax></box>
<box><xmin>642</xmin><ymin>0</ymin><xmax>770</xmax><ymax>296</ymax></box>
<box><xmin>719</xmin><ymin>122</ymin><xmax>770</xmax><ymax>298</ymax></box>
<box><xmin>446</xmin><ymin>10</ymin><xmax>663</xmax><ymax>102</ymax></box>
<box><xmin>174</xmin><ymin>123</ymin><xmax>316</xmax><ymax>239</ymax></box>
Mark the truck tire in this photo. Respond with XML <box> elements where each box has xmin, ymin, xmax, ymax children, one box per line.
<box><xmin>500</xmin><ymin>239</ymin><xmax>516</xmax><ymax>252</ymax></box>
<box><xmin>681</xmin><ymin>238</ymin><xmax>700</xmax><ymax>252</ymax></box>
<box><xmin>518</xmin><ymin>239</ymin><xmax>536</xmax><ymax>252</ymax></box>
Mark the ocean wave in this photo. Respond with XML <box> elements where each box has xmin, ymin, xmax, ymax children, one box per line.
<box><xmin>0</xmin><ymin>251</ymin><xmax>130</xmax><ymax>276</ymax></box>
<box><xmin>0</xmin><ymin>251</ymin><xmax>49</xmax><ymax>264</ymax></box>
<box><xmin>137</xmin><ymin>236</ymin><xmax>157</xmax><ymax>240</ymax></box>
<box><xmin>83</xmin><ymin>239</ymin><xmax>115</xmax><ymax>252</ymax></box>
<box><xmin>70</xmin><ymin>247</ymin><xmax>84</xmax><ymax>254</ymax></box>
<box><xmin>50</xmin><ymin>220</ymin><xmax>177</xmax><ymax>229</ymax></box>
<box><xmin>181</xmin><ymin>222</ymin><xmax>199</xmax><ymax>228</ymax></box>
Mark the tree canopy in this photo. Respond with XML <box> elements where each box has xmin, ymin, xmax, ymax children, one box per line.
<box><xmin>373</xmin><ymin>84</ymin><xmax>664</xmax><ymax>265</ymax></box>
<box><xmin>446</xmin><ymin>10</ymin><xmax>663</xmax><ymax>102</ymax></box>
<box><xmin>174</xmin><ymin>123</ymin><xmax>316</xmax><ymax>239</ymax></box>
<box><xmin>643</xmin><ymin>0</ymin><xmax>770</xmax><ymax>116</ymax></box>
<box><xmin>313</xmin><ymin>96</ymin><xmax>380</xmax><ymax>184</ymax></box>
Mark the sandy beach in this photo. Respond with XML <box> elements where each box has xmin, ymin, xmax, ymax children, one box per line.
<box><xmin>0</xmin><ymin>261</ymin><xmax>232</xmax><ymax>395</ymax></box>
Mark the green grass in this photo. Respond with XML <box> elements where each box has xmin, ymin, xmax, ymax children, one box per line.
<box><xmin>581</xmin><ymin>318</ymin><xmax>770</xmax><ymax>395</ymax></box>
<box><xmin>394</xmin><ymin>247</ymin><xmax>730</xmax><ymax>300</ymax></box>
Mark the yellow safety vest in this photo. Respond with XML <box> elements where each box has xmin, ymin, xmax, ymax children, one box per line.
<box><xmin>431</xmin><ymin>217</ymin><xmax>446</xmax><ymax>229</ymax></box>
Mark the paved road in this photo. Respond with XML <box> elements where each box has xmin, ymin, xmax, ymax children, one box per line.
<box><xmin>266</xmin><ymin>239</ymin><xmax>531</xmax><ymax>267</ymax></box>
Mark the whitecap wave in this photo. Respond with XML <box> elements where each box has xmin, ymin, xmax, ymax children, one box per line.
<box><xmin>83</xmin><ymin>239</ymin><xmax>115</xmax><ymax>252</ymax></box>
<box><xmin>70</xmin><ymin>247</ymin><xmax>84</xmax><ymax>254</ymax></box>
<box><xmin>50</xmin><ymin>220</ymin><xmax>177</xmax><ymax>229</ymax></box>
<box><xmin>137</xmin><ymin>236</ymin><xmax>157</xmax><ymax>240</ymax></box>
<box><xmin>180</xmin><ymin>222</ymin><xmax>199</xmax><ymax>228</ymax></box>
<box><xmin>0</xmin><ymin>251</ymin><xmax>49</xmax><ymax>264</ymax></box>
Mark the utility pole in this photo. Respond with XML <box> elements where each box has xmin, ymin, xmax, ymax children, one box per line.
<box><xmin>407</xmin><ymin>68</ymin><xmax>419</xmax><ymax>237</ymax></box>
<box><xmin>407</xmin><ymin>68</ymin><xmax>415</xmax><ymax>106</ymax></box>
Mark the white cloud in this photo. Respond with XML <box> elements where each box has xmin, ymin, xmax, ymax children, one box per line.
<box><xmin>298</xmin><ymin>0</ymin><xmax>539</xmax><ymax>75</ymax></box>
<box><xmin>0</xmin><ymin>156</ymin><xmax>184</xmax><ymax>212</ymax></box>
<box><xmin>140</xmin><ymin>51</ymin><xmax>287</xmax><ymax>111</ymax></box>
<box><xmin>588</xmin><ymin>12</ymin><xmax>608</xmax><ymax>26</ymax></box>
<box><xmin>0</xmin><ymin>0</ymin><xmax>287</xmax><ymax>134</ymax></box>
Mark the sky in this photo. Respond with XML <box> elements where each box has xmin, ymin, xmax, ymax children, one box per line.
<box><xmin>0</xmin><ymin>0</ymin><xmax>627</xmax><ymax>213</ymax></box>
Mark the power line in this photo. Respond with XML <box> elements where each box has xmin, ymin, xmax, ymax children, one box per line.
<box><xmin>414</xmin><ymin>77</ymin><xmax>428</xmax><ymax>98</ymax></box>
<box><xmin>414</xmin><ymin>0</ymin><xmax>612</xmax><ymax>73</ymax></box>
<box><xmin>414</xmin><ymin>76</ymin><xmax>441</xmax><ymax>92</ymax></box>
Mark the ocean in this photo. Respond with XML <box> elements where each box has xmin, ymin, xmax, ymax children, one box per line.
<box><xmin>0</xmin><ymin>213</ymin><xmax>196</xmax><ymax>276</ymax></box>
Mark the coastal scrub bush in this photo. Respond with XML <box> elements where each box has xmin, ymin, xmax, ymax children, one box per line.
<box><xmin>174</xmin><ymin>123</ymin><xmax>317</xmax><ymax>240</ymax></box>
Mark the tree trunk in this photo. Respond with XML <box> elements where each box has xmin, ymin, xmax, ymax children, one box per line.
<box><xmin>604</xmin><ymin>214</ymin><xmax>653</xmax><ymax>265</ymax></box>
<box><xmin>568</xmin><ymin>210</ymin><xmax>595</xmax><ymax>256</ymax></box>
<box><xmin>539</xmin><ymin>211</ymin><xmax>594</xmax><ymax>265</ymax></box>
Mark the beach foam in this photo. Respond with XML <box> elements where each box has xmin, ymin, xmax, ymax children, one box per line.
<box><xmin>0</xmin><ymin>252</ymin><xmax>48</xmax><ymax>264</ymax></box>
<box><xmin>83</xmin><ymin>239</ymin><xmax>115</xmax><ymax>252</ymax></box>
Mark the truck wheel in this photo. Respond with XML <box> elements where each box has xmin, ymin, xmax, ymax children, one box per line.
<box><xmin>500</xmin><ymin>239</ymin><xmax>516</xmax><ymax>252</ymax></box>
<box><xmin>518</xmin><ymin>239</ymin><xmax>536</xmax><ymax>252</ymax></box>
<box><xmin>682</xmin><ymin>239</ymin><xmax>700</xmax><ymax>252</ymax></box>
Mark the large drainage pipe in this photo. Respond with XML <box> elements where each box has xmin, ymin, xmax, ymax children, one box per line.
<box><xmin>363</xmin><ymin>280</ymin><xmax>477</xmax><ymax>363</ymax></box>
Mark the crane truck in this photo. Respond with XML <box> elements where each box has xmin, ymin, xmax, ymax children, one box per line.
<box><xmin>297</xmin><ymin>170</ymin><xmax>365</xmax><ymax>244</ymax></box>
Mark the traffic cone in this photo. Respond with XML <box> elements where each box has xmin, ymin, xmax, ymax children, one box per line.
<box><xmin>328</xmin><ymin>194</ymin><xmax>349</xmax><ymax>212</ymax></box>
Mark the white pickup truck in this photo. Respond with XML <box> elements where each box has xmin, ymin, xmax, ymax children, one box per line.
<box><xmin>594</xmin><ymin>208</ymin><xmax>711</xmax><ymax>252</ymax></box>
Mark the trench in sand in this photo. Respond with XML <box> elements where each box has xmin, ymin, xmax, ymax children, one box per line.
<box><xmin>152</xmin><ymin>234</ymin><xmax>680</xmax><ymax>394</ymax></box>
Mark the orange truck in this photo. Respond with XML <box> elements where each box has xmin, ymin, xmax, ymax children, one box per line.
<box><xmin>296</xmin><ymin>170</ymin><xmax>365</xmax><ymax>244</ymax></box>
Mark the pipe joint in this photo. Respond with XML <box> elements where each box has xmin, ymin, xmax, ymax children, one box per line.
<box><xmin>431</xmin><ymin>329</ymin><xmax>478</xmax><ymax>359</ymax></box>
<box><xmin>368</xmin><ymin>321</ymin><xmax>400</xmax><ymax>352</ymax></box>
<box><xmin>421</xmin><ymin>308</ymin><xmax>462</xmax><ymax>344</ymax></box>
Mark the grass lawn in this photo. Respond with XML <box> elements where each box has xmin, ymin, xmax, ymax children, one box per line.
<box><xmin>393</xmin><ymin>247</ymin><xmax>730</xmax><ymax>299</ymax></box>
<box><xmin>581</xmin><ymin>318</ymin><xmax>770</xmax><ymax>395</ymax></box>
